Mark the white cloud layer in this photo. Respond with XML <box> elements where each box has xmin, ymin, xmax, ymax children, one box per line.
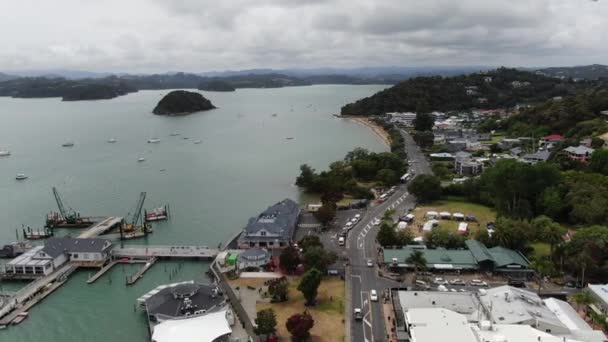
<box><xmin>1</xmin><ymin>0</ymin><xmax>606</xmax><ymax>72</ymax></box>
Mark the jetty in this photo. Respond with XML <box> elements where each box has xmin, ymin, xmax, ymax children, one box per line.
<box><xmin>112</xmin><ymin>245</ymin><xmax>218</xmax><ymax>259</ymax></box>
<box><xmin>125</xmin><ymin>257</ymin><xmax>157</xmax><ymax>285</ymax></box>
<box><xmin>78</xmin><ymin>216</ymin><xmax>123</xmax><ymax>238</ymax></box>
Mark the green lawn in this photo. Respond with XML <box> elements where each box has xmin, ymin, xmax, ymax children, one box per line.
<box><xmin>412</xmin><ymin>197</ymin><xmax>496</xmax><ymax>237</ymax></box>
<box><xmin>530</xmin><ymin>242</ymin><xmax>551</xmax><ymax>259</ymax></box>
<box><xmin>490</xmin><ymin>134</ymin><xmax>505</xmax><ymax>144</ymax></box>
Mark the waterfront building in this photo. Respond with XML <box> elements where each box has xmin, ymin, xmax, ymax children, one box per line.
<box><xmin>2</xmin><ymin>237</ymin><xmax>112</xmax><ymax>276</ymax></box>
<box><xmin>238</xmin><ymin>248</ymin><xmax>270</xmax><ymax>270</ymax></box>
<box><xmin>238</xmin><ymin>198</ymin><xmax>300</xmax><ymax>249</ymax></box>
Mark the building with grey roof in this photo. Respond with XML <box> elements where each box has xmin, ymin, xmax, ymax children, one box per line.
<box><xmin>238</xmin><ymin>248</ymin><xmax>270</xmax><ymax>270</ymax></box>
<box><xmin>564</xmin><ymin>145</ymin><xmax>595</xmax><ymax>163</ymax></box>
<box><xmin>238</xmin><ymin>199</ymin><xmax>300</xmax><ymax>249</ymax></box>
<box><xmin>141</xmin><ymin>281</ymin><xmax>226</xmax><ymax>323</ymax></box>
<box><xmin>1</xmin><ymin>237</ymin><xmax>112</xmax><ymax>277</ymax></box>
<box><xmin>521</xmin><ymin>150</ymin><xmax>551</xmax><ymax>164</ymax></box>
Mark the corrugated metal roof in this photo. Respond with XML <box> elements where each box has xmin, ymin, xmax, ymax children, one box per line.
<box><xmin>488</xmin><ymin>246</ymin><xmax>529</xmax><ymax>268</ymax></box>
<box><xmin>465</xmin><ymin>240</ymin><xmax>494</xmax><ymax>263</ymax></box>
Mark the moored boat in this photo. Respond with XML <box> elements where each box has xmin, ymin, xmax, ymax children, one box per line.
<box><xmin>147</xmin><ymin>138</ymin><xmax>160</xmax><ymax>143</ymax></box>
<box><xmin>62</xmin><ymin>142</ymin><xmax>75</xmax><ymax>147</ymax></box>
<box><xmin>0</xmin><ymin>150</ymin><xmax>10</xmax><ymax>156</ymax></box>
<box><xmin>145</xmin><ymin>206</ymin><xmax>169</xmax><ymax>222</ymax></box>
<box><xmin>15</xmin><ymin>174</ymin><xmax>28</xmax><ymax>180</ymax></box>
<box><xmin>107</xmin><ymin>138</ymin><xmax>117</xmax><ymax>143</ymax></box>
<box><xmin>137</xmin><ymin>157</ymin><xmax>146</xmax><ymax>162</ymax></box>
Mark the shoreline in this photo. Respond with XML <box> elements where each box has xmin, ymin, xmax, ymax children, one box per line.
<box><xmin>344</xmin><ymin>116</ymin><xmax>391</xmax><ymax>148</ymax></box>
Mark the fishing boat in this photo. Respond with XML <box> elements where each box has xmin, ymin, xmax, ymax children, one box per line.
<box><xmin>147</xmin><ymin>138</ymin><xmax>160</xmax><ymax>143</ymax></box>
<box><xmin>62</xmin><ymin>142</ymin><xmax>75</xmax><ymax>147</ymax></box>
<box><xmin>0</xmin><ymin>150</ymin><xmax>10</xmax><ymax>156</ymax></box>
<box><xmin>15</xmin><ymin>174</ymin><xmax>28</xmax><ymax>180</ymax></box>
<box><xmin>137</xmin><ymin>157</ymin><xmax>146</xmax><ymax>162</ymax></box>
<box><xmin>193</xmin><ymin>140</ymin><xmax>202</xmax><ymax>144</ymax></box>
<box><xmin>145</xmin><ymin>206</ymin><xmax>169</xmax><ymax>222</ymax></box>
<box><xmin>107</xmin><ymin>138</ymin><xmax>117</xmax><ymax>143</ymax></box>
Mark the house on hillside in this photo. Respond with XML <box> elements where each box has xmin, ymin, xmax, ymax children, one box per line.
<box><xmin>563</xmin><ymin>145</ymin><xmax>595</xmax><ymax>163</ymax></box>
<box><xmin>238</xmin><ymin>199</ymin><xmax>300</xmax><ymax>249</ymax></box>
<box><xmin>521</xmin><ymin>150</ymin><xmax>551</xmax><ymax>164</ymax></box>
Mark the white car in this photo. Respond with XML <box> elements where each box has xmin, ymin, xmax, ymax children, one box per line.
<box><xmin>354</xmin><ymin>214</ymin><xmax>361</xmax><ymax>219</ymax></box>
<box><xmin>437</xmin><ymin>285</ymin><xmax>448</xmax><ymax>292</ymax></box>
<box><xmin>370</xmin><ymin>290</ymin><xmax>378</xmax><ymax>302</ymax></box>
<box><xmin>470</xmin><ymin>279</ymin><xmax>488</xmax><ymax>287</ymax></box>
<box><xmin>433</xmin><ymin>277</ymin><xmax>448</xmax><ymax>285</ymax></box>
<box><xmin>354</xmin><ymin>308</ymin><xmax>362</xmax><ymax>320</ymax></box>
<box><xmin>345</xmin><ymin>221</ymin><xmax>353</xmax><ymax>228</ymax></box>
<box><xmin>372</xmin><ymin>218</ymin><xmax>381</xmax><ymax>226</ymax></box>
<box><xmin>366</xmin><ymin>259</ymin><xmax>374</xmax><ymax>267</ymax></box>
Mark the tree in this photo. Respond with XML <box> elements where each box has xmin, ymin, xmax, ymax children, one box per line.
<box><xmin>413</xmin><ymin>112</ymin><xmax>434</xmax><ymax>131</ymax></box>
<box><xmin>590</xmin><ymin>149</ymin><xmax>608</xmax><ymax>175</ymax></box>
<box><xmin>298</xmin><ymin>268</ymin><xmax>322</xmax><ymax>306</ymax></box>
<box><xmin>530</xmin><ymin>256</ymin><xmax>554</xmax><ymax>293</ymax></box>
<box><xmin>296</xmin><ymin>164</ymin><xmax>316</xmax><ymax>188</ymax></box>
<box><xmin>407</xmin><ymin>175</ymin><xmax>442</xmax><ymax>203</ymax></box>
<box><xmin>406</xmin><ymin>250</ymin><xmax>427</xmax><ymax>286</ymax></box>
<box><xmin>413</xmin><ymin>130</ymin><xmax>435</xmax><ymax>148</ymax></box>
<box><xmin>313</xmin><ymin>202</ymin><xmax>336</xmax><ymax>226</ymax></box>
<box><xmin>376</xmin><ymin>168</ymin><xmax>398</xmax><ymax>186</ymax></box>
<box><xmin>572</xmin><ymin>290</ymin><xmax>595</xmax><ymax>312</ymax></box>
<box><xmin>426</xmin><ymin>227</ymin><xmax>466</xmax><ymax>249</ymax></box>
<box><xmin>530</xmin><ymin>215</ymin><xmax>566</xmax><ymax>254</ymax></box>
<box><xmin>377</xmin><ymin>222</ymin><xmax>398</xmax><ymax>247</ymax></box>
<box><xmin>254</xmin><ymin>308</ymin><xmax>278</xmax><ymax>338</ymax></box>
<box><xmin>490</xmin><ymin>217</ymin><xmax>532</xmax><ymax>252</ymax></box>
<box><xmin>299</xmin><ymin>235</ymin><xmax>323</xmax><ymax>251</ymax></box>
<box><xmin>397</xmin><ymin>229</ymin><xmax>414</xmax><ymax>246</ymax></box>
<box><xmin>286</xmin><ymin>312</ymin><xmax>315</xmax><ymax>341</ymax></box>
<box><xmin>279</xmin><ymin>245</ymin><xmax>300</xmax><ymax>274</ymax></box>
<box><xmin>302</xmin><ymin>246</ymin><xmax>337</xmax><ymax>273</ymax></box>
<box><xmin>268</xmin><ymin>277</ymin><xmax>289</xmax><ymax>302</ymax></box>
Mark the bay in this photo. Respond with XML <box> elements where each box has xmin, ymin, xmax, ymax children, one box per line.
<box><xmin>0</xmin><ymin>85</ymin><xmax>388</xmax><ymax>341</ymax></box>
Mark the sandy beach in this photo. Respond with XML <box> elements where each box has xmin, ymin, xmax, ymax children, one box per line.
<box><xmin>347</xmin><ymin>117</ymin><xmax>391</xmax><ymax>147</ymax></box>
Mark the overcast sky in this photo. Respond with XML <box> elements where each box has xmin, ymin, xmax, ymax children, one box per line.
<box><xmin>1</xmin><ymin>0</ymin><xmax>606</xmax><ymax>73</ymax></box>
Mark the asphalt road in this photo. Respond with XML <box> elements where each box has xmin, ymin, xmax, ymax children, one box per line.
<box><xmin>347</xmin><ymin>129</ymin><xmax>431</xmax><ymax>342</ymax></box>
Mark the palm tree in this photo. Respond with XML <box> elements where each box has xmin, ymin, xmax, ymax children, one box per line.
<box><xmin>406</xmin><ymin>250</ymin><xmax>427</xmax><ymax>287</ymax></box>
<box><xmin>572</xmin><ymin>290</ymin><xmax>595</xmax><ymax>313</ymax></box>
<box><xmin>530</xmin><ymin>256</ymin><xmax>554</xmax><ymax>294</ymax></box>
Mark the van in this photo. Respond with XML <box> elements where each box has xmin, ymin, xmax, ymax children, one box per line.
<box><xmin>338</xmin><ymin>237</ymin><xmax>345</xmax><ymax>246</ymax></box>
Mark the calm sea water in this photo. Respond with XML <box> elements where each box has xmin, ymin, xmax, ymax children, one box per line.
<box><xmin>0</xmin><ymin>85</ymin><xmax>388</xmax><ymax>342</ymax></box>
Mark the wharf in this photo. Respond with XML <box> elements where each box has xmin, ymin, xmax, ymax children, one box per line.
<box><xmin>112</xmin><ymin>245</ymin><xmax>218</xmax><ymax>259</ymax></box>
<box><xmin>78</xmin><ymin>216</ymin><xmax>123</xmax><ymax>238</ymax></box>
<box><xmin>0</xmin><ymin>264</ymin><xmax>77</xmax><ymax>326</ymax></box>
<box><xmin>126</xmin><ymin>257</ymin><xmax>157</xmax><ymax>285</ymax></box>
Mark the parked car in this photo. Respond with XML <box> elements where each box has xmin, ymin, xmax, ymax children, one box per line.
<box><xmin>415</xmin><ymin>280</ymin><xmax>430</xmax><ymax>289</ymax></box>
<box><xmin>366</xmin><ymin>259</ymin><xmax>374</xmax><ymax>267</ymax></box>
<box><xmin>433</xmin><ymin>277</ymin><xmax>448</xmax><ymax>285</ymax></box>
<box><xmin>470</xmin><ymin>279</ymin><xmax>488</xmax><ymax>287</ymax></box>
<box><xmin>449</xmin><ymin>279</ymin><xmax>466</xmax><ymax>286</ymax></box>
<box><xmin>345</xmin><ymin>221</ymin><xmax>353</xmax><ymax>228</ymax></box>
<box><xmin>338</xmin><ymin>237</ymin><xmax>345</xmax><ymax>246</ymax></box>
<box><xmin>372</xmin><ymin>218</ymin><xmax>381</xmax><ymax>226</ymax></box>
<box><xmin>370</xmin><ymin>290</ymin><xmax>378</xmax><ymax>302</ymax></box>
<box><xmin>508</xmin><ymin>280</ymin><xmax>526</xmax><ymax>288</ymax></box>
<box><xmin>354</xmin><ymin>214</ymin><xmax>361</xmax><ymax>220</ymax></box>
<box><xmin>354</xmin><ymin>308</ymin><xmax>362</xmax><ymax>320</ymax></box>
<box><xmin>437</xmin><ymin>285</ymin><xmax>448</xmax><ymax>292</ymax></box>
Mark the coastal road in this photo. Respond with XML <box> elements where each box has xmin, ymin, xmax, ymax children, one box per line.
<box><xmin>347</xmin><ymin>128</ymin><xmax>431</xmax><ymax>342</ymax></box>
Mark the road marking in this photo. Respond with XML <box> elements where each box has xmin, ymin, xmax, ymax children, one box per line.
<box><xmin>350</xmin><ymin>274</ymin><xmax>361</xmax><ymax>282</ymax></box>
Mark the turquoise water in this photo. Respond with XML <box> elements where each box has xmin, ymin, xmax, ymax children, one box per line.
<box><xmin>0</xmin><ymin>85</ymin><xmax>388</xmax><ymax>341</ymax></box>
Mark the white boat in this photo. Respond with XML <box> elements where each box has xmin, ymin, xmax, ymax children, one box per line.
<box><xmin>137</xmin><ymin>157</ymin><xmax>145</xmax><ymax>162</ymax></box>
<box><xmin>193</xmin><ymin>140</ymin><xmax>202</xmax><ymax>144</ymax></box>
<box><xmin>0</xmin><ymin>150</ymin><xmax>10</xmax><ymax>156</ymax></box>
<box><xmin>107</xmin><ymin>138</ymin><xmax>117</xmax><ymax>143</ymax></box>
<box><xmin>15</xmin><ymin>174</ymin><xmax>28</xmax><ymax>180</ymax></box>
<box><xmin>62</xmin><ymin>142</ymin><xmax>75</xmax><ymax>147</ymax></box>
<box><xmin>147</xmin><ymin>138</ymin><xmax>160</xmax><ymax>143</ymax></box>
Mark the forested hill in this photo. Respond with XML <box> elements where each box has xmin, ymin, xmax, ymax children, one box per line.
<box><xmin>498</xmin><ymin>89</ymin><xmax>608</xmax><ymax>139</ymax></box>
<box><xmin>340</xmin><ymin>68</ymin><xmax>596</xmax><ymax>116</ymax></box>
<box><xmin>537</xmin><ymin>64</ymin><xmax>608</xmax><ymax>80</ymax></box>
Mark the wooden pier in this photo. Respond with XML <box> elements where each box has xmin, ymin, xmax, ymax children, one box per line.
<box><xmin>112</xmin><ymin>245</ymin><xmax>218</xmax><ymax>259</ymax></box>
<box><xmin>78</xmin><ymin>216</ymin><xmax>123</xmax><ymax>239</ymax></box>
<box><xmin>125</xmin><ymin>257</ymin><xmax>157</xmax><ymax>285</ymax></box>
<box><xmin>0</xmin><ymin>264</ymin><xmax>77</xmax><ymax>326</ymax></box>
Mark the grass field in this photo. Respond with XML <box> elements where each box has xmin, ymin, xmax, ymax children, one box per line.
<box><xmin>257</xmin><ymin>277</ymin><xmax>345</xmax><ymax>341</ymax></box>
<box><xmin>530</xmin><ymin>242</ymin><xmax>551</xmax><ymax>259</ymax></box>
<box><xmin>490</xmin><ymin>134</ymin><xmax>505</xmax><ymax>144</ymax></box>
<box><xmin>411</xmin><ymin>197</ymin><xmax>496</xmax><ymax>237</ymax></box>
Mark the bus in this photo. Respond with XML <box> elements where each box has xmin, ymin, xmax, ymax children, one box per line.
<box><xmin>400</xmin><ymin>173</ymin><xmax>411</xmax><ymax>183</ymax></box>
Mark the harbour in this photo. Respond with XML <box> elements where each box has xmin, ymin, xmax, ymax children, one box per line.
<box><xmin>0</xmin><ymin>85</ymin><xmax>389</xmax><ymax>341</ymax></box>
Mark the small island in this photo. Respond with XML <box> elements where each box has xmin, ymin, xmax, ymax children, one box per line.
<box><xmin>198</xmin><ymin>79</ymin><xmax>236</xmax><ymax>92</ymax></box>
<box><xmin>152</xmin><ymin>90</ymin><xmax>216</xmax><ymax>115</ymax></box>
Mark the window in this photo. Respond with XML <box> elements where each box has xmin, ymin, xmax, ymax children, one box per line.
<box><xmin>260</xmin><ymin>231</ymin><xmax>266</xmax><ymax>236</ymax></box>
<box><xmin>268</xmin><ymin>241</ymin><xmax>273</xmax><ymax>246</ymax></box>
<box><xmin>72</xmin><ymin>253</ymin><xmax>79</xmax><ymax>259</ymax></box>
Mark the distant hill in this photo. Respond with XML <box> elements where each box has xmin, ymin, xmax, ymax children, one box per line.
<box><xmin>0</xmin><ymin>72</ymin><xmax>18</xmax><ymax>82</ymax></box>
<box><xmin>340</xmin><ymin>68</ymin><xmax>600</xmax><ymax>116</ymax></box>
<box><xmin>198</xmin><ymin>79</ymin><xmax>235</xmax><ymax>92</ymax></box>
<box><xmin>536</xmin><ymin>64</ymin><xmax>608</xmax><ymax>80</ymax></box>
<box><xmin>0</xmin><ymin>77</ymin><xmax>135</xmax><ymax>101</ymax></box>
